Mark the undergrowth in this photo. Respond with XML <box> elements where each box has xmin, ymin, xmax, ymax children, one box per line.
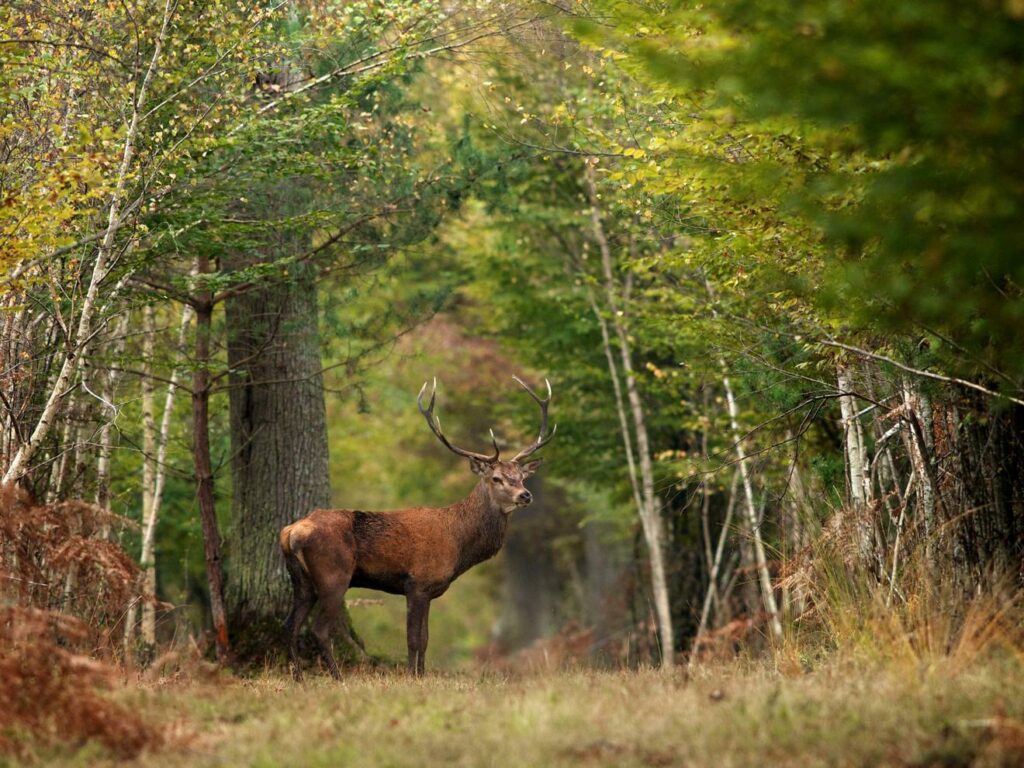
<box><xmin>0</xmin><ymin>485</ymin><xmax>160</xmax><ymax>760</ymax></box>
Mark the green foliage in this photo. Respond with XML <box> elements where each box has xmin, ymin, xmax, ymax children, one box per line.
<box><xmin>577</xmin><ymin>0</ymin><xmax>1024</xmax><ymax>384</ymax></box>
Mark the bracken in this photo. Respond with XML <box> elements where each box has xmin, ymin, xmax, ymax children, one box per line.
<box><xmin>0</xmin><ymin>483</ymin><xmax>161</xmax><ymax>758</ymax></box>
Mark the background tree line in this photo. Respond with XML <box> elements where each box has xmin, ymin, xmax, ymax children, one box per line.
<box><xmin>2</xmin><ymin>0</ymin><xmax>1021</xmax><ymax>669</ymax></box>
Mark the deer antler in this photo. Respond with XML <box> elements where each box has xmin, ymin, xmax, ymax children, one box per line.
<box><xmin>418</xmin><ymin>378</ymin><xmax>500</xmax><ymax>463</ymax></box>
<box><xmin>511</xmin><ymin>376</ymin><xmax>557</xmax><ymax>462</ymax></box>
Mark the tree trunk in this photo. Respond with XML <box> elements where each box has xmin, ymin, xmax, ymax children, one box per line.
<box><xmin>721</xmin><ymin>367</ymin><xmax>784</xmax><ymax>641</ymax></box>
<box><xmin>901</xmin><ymin>378</ymin><xmax>937</xmax><ymax>543</ymax></box>
<box><xmin>584</xmin><ymin>164</ymin><xmax>675</xmax><ymax>668</ymax></box>
<box><xmin>124</xmin><ymin>305</ymin><xmax>157</xmax><ymax>655</ymax></box>
<box><xmin>705</xmin><ymin>276</ymin><xmax>783</xmax><ymax>641</ymax></box>
<box><xmin>125</xmin><ymin>302</ymin><xmax>192</xmax><ymax>654</ymax></box>
<box><xmin>193</xmin><ymin>257</ymin><xmax>231</xmax><ymax>663</ymax></box>
<box><xmin>690</xmin><ymin>470</ymin><xmax>740</xmax><ymax>667</ymax></box>
<box><xmin>222</xmin><ymin>257</ymin><xmax>350</xmax><ymax>661</ymax></box>
<box><xmin>837</xmin><ymin>363</ymin><xmax>877</xmax><ymax>568</ymax></box>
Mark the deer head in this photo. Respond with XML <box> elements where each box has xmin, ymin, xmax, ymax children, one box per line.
<box><xmin>417</xmin><ymin>376</ymin><xmax>556</xmax><ymax>513</ymax></box>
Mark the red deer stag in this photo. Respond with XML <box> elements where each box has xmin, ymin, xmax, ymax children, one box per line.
<box><xmin>279</xmin><ymin>376</ymin><xmax>556</xmax><ymax>678</ymax></box>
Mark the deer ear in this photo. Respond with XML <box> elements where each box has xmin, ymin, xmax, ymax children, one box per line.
<box><xmin>519</xmin><ymin>458</ymin><xmax>543</xmax><ymax>478</ymax></box>
<box><xmin>469</xmin><ymin>457</ymin><xmax>493</xmax><ymax>476</ymax></box>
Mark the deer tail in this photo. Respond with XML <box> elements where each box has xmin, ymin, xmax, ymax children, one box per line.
<box><xmin>280</xmin><ymin>521</ymin><xmax>312</xmax><ymax>575</ymax></box>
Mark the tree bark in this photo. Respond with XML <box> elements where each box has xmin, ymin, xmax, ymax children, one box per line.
<box><xmin>193</xmin><ymin>257</ymin><xmax>231</xmax><ymax>663</ymax></box>
<box><xmin>901</xmin><ymin>378</ymin><xmax>937</xmax><ymax>543</ymax></box>
<box><xmin>124</xmin><ymin>305</ymin><xmax>157</xmax><ymax>655</ymax></box>
<box><xmin>222</xmin><ymin>256</ymin><xmax>344</xmax><ymax>660</ymax></box>
<box><xmin>138</xmin><ymin>305</ymin><xmax>158</xmax><ymax>648</ymax></box>
<box><xmin>837</xmin><ymin>362</ymin><xmax>877</xmax><ymax>567</ymax></box>
<box><xmin>720</xmin><ymin>366</ymin><xmax>784</xmax><ymax>640</ymax></box>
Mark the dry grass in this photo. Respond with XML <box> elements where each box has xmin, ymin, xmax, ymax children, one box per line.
<box><xmin>2</xmin><ymin>654</ymin><xmax>1018</xmax><ymax>768</ymax></box>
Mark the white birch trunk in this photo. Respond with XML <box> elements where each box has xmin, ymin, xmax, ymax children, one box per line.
<box><xmin>124</xmin><ymin>306</ymin><xmax>158</xmax><ymax>652</ymax></box>
<box><xmin>142</xmin><ymin>303</ymin><xmax>192</xmax><ymax>643</ymax></box>
<box><xmin>124</xmin><ymin>302</ymin><xmax>194</xmax><ymax>652</ymax></box>
<box><xmin>837</xmin><ymin>363</ymin><xmax>877</xmax><ymax>567</ymax></box>
<box><xmin>585</xmin><ymin>164</ymin><xmax>674</xmax><ymax>668</ymax></box>
<box><xmin>704</xmin><ymin>276</ymin><xmax>783</xmax><ymax>641</ymax></box>
<box><xmin>837</xmin><ymin>364</ymin><xmax>871</xmax><ymax>507</ymax></box>
<box><xmin>583</xmin><ymin>284</ymin><xmax>644</xmax><ymax>516</ymax></box>
<box><xmin>900</xmin><ymin>378</ymin><xmax>937</xmax><ymax>567</ymax></box>
<box><xmin>721</xmin><ymin>367</ymin><xmax>784</xmax><ymax>640</ymax></box>
<box><xmin>689</xmin><ymin>470</ymin><xmax>741</xmax><ymax>667</ymax></box>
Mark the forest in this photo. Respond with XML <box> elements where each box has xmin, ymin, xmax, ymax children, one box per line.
<box><xmin>1</xmin><ymin>0</ymin><xmax>1022</xmax><ymax>765</ymax></box>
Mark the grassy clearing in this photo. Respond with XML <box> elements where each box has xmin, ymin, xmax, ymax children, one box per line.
<box><xmin>12</xmin><ymin>655</ymin><xmax>1024</xmax><ymax>768</ymax></box>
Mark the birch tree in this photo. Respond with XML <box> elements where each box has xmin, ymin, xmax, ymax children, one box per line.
<box><xmin>703</xmin><ymin>277</ymin><xmax>783</xmax><ymax>641</ymax></box>
<box><xmin>836</xmin><ymin>362</ymin><xmax>877</xmax><ymax>567</ymax></box>
<box><xmin>584</xmin><ymin>163</ymin><xmax>675</xmax><ymax>668</ymax></box>
<box><xmin>124</xmin><ymin>302</ymin><xmax>193</xmax><ymax>651</ymax></box>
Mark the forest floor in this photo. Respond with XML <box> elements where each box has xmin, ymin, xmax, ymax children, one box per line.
<box><xmin>17</xmin><ymin>655</ymin><xmax>1024</xmax><ymax>767</ymax></box>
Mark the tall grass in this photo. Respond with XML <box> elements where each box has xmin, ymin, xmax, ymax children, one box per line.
<box><xmin>778</xmin><ymin>526</ymin><xmax>1023</xmax><ymax>674</ymax></box>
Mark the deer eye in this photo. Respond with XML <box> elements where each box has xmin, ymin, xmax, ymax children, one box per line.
<box><xmin>491</xmin><ymin>477</ymin><xmax>503</xmax><ymax>484</ymax></box>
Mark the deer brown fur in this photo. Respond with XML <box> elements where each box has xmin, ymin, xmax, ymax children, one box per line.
<box><xmin>280</xmin><ymin>377</ymin><xmax>555</xmax><ymax>679</ymax></box>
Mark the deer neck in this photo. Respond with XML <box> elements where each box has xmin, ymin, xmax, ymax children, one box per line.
<box><xmin>447</xmin><ymin>481</ymin><xmax>510</xmax><ymax>575</ymax></box>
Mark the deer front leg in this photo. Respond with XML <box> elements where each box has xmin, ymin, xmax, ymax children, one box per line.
<box><xmin>418</xmin><ymin>599</ymin><xmax>430</xmax><ymax>675</ymax></box>
<box><xmin>406</xmin><ymin>593</ymin><xmax>430</xmax><ymax>675</ymax></box>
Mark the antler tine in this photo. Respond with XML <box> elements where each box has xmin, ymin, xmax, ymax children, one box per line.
<box><xmin>417</xmin><ymin>378</ymin><xmax>500</xmax><ymax>463</ymax></box>
<box><xmin>511</xmin><ymin>376</ymin><xmax>557</xmax><ymax>462</ymax></box>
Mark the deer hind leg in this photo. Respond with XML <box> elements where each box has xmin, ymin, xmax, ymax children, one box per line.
<box><xmin>306</xmin><ymin>549</ymin><xmax>355</xmax><ymax>681</ymax></box>
<box><xmin>311</xmin><ymin>589</ymin><xmax>348</xmax><ymax>680</ymax></box>
<box><xmin>282</xmin><ymin>552</ymin><xmax>316</xmax><ymax>682</ymax></box>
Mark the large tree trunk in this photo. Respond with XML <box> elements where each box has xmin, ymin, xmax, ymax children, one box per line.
<box><xmin>222</xmin><ymin>257</ymin><xmax>352</xmax><ymax>660</ymax></box>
